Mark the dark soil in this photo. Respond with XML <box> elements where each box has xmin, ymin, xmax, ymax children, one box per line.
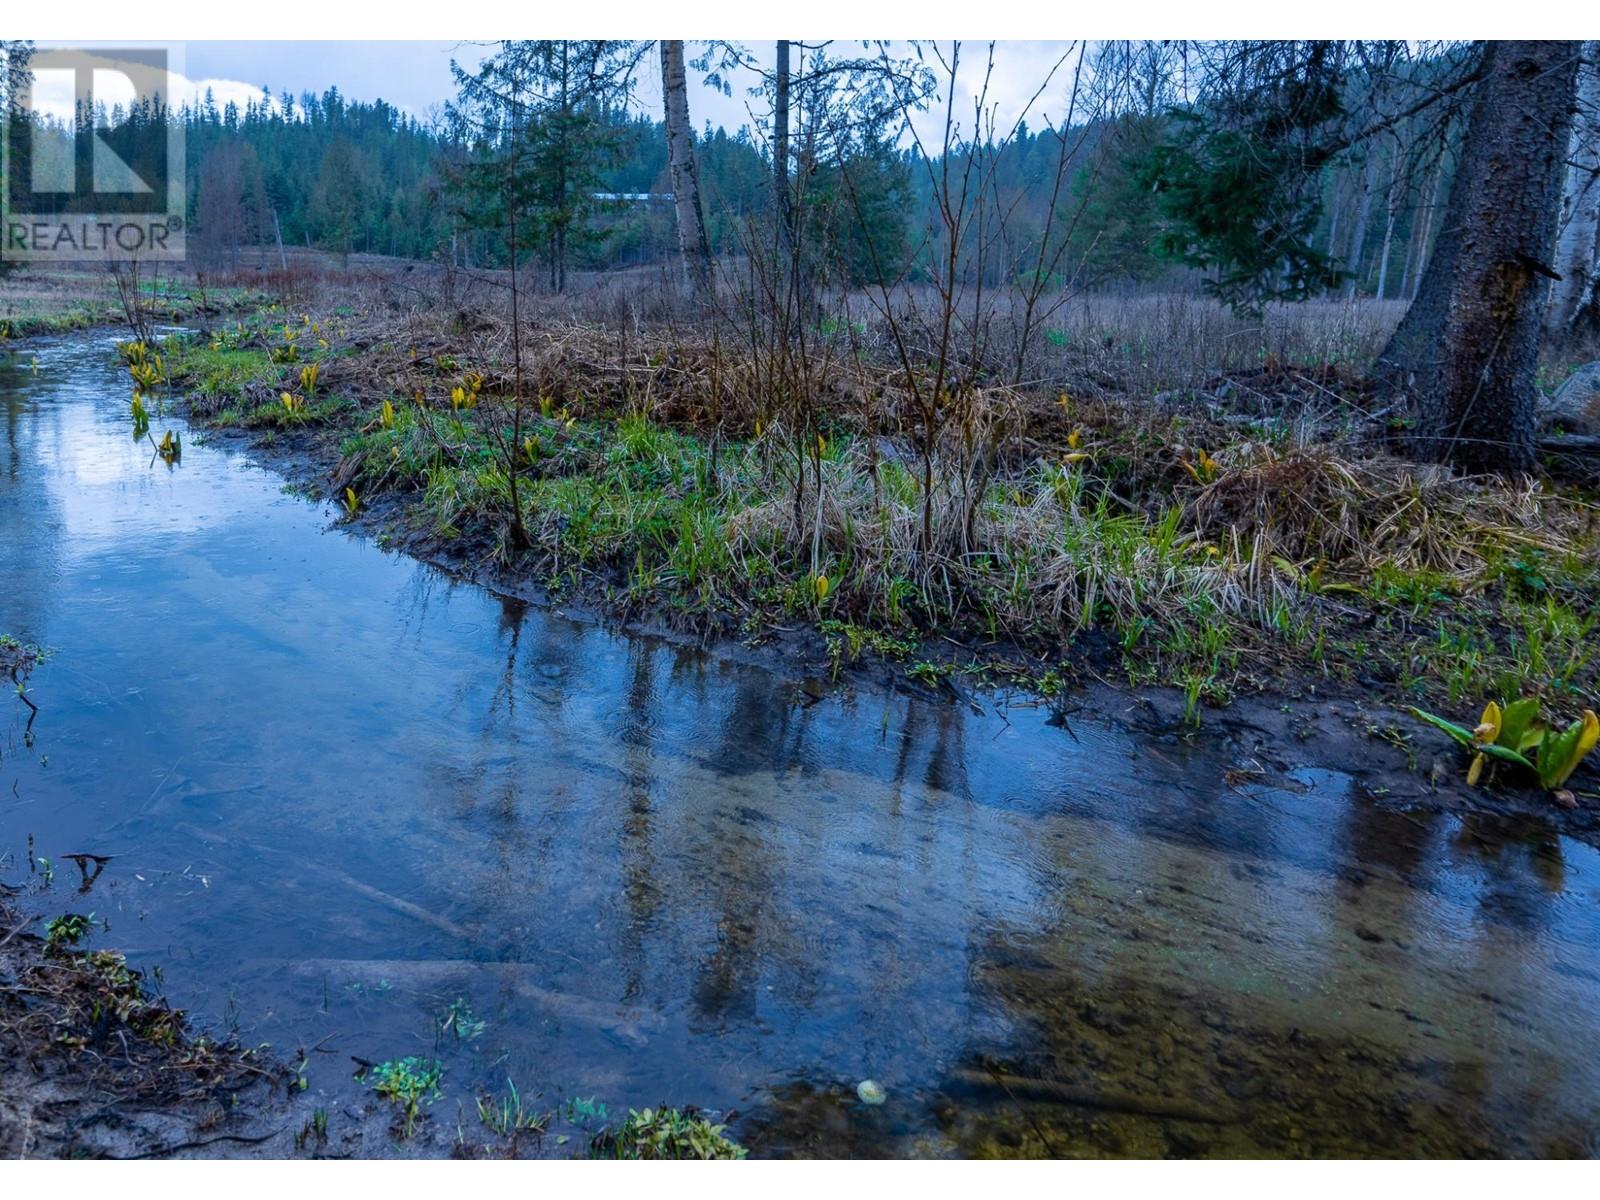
<box><xmin>0</xmin><ymin>891</ymin><xmax>299</xmax><ymax>1158</ymax></box>
<box><xmin>0</xmin><ymin>890</ymin><xmax>588</xmax><ymax>1158</ymax></box>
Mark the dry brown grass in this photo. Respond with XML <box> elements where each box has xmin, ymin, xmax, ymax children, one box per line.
<box><xmin>1188</xmin><ymin>447</ymin><xmax>1592</xmax><ymax>585</ymax></box>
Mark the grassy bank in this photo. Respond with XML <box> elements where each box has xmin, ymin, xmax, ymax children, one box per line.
<box><xmin>0</xmin><ymin>265</ymin><xmax>267</xmax><ymax>343</ymax></box>
<box><xmin>154</xmin><ymin>295</ymin><xmax>1600</xmax><ymax>733</ymax></box>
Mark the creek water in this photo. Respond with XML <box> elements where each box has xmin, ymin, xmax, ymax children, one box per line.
<box><xmin>2</xmin><ymin>333</ymin><xmax>1599</xmax><ymax>1157</ymax></box>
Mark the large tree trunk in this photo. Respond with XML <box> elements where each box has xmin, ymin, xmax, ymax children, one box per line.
<box><xmin>1372</xmin><ymin>40</ymin><xmax>1581</xmax><ymax>474</ymax></box>
<box><xmin>660</xmin><ymin>40</ymin><xmax>714</xmax><ymax>300</ymax></box>
<box><xmin>1546</xmin><ymin>42</ymin><xmax>1600</xmax><ymax>340</ymax></box>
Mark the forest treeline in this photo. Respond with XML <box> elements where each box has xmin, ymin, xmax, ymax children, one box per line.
<box><xmin>0</xmin><ymin>41</ymin><xmax>1504</xmax><ymax>305</ymax></box>
<box><xmin>175</xmin><ymin>81</ymin><xmax>1098</xmax><ymax>289</ymax></box>
<box><xmin>172</xmin><ymin>71</ymin><xmax>1474</xmax><ymax>307</ymax></box>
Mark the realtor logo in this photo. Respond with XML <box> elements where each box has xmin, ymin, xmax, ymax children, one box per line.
<box><xmin>3</xmin><ymin>44</ymin><xmax>186</xmax><ymax>262</ymax></box>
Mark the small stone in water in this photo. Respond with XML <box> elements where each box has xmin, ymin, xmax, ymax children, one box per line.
<box><xmin>857</xmin><ymin>1079</ymin><xmax>887</xmax><ymax>1106</ymax></box>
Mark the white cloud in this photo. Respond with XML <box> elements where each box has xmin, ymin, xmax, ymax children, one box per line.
<box><xmin>20</xmin><ymin>50</ymin><xmax>281</xmax><ymax>126</ymax></box>
<box><xmin>179</xmin><ymin>76</ymin><xmax>282</xmax><ymax>118</ymax></box>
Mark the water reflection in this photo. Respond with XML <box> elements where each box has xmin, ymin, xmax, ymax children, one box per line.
<box><xmin>1</xmin><ymin>337</ymin><xmax>1598</xmax><ymax>1157</ymax></box>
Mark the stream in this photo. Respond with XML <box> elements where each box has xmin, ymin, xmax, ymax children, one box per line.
<box><xmin>2</xmin><ymin>333</ymin><xmax>1599</xmax><ymax>1157</ymax></box>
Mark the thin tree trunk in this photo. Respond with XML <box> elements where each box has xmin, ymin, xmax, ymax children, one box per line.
<box><xmin>773</xmin><ymin>40</ymin><xmax>793</xmax><ymax>261</ymax></box>
<box><xmin>1399</xmin><ymin>153</ymin><xmax>1441</xmax><ymax>301</ymax></box>
<box><xmin>1397</xmin><ymin>215</ymin><xmax>1415</xmax><ymax>302</ymax></box>
<box><xmin>660</xmin><ymin>40</ymin><xmax>713</xmax><ymax>300</ymax></box>
<box><xmin>1375</xmin><ymin>145</ymin><xmax>1401</xmax><ymax>300</ymax></box>
<box><xmin>1409</xmin><ymin>153</ymin><xmax>1447</xmax><ymax>302</ymax></box>
<box><xmin>1546</xmin><ymin>41</ymin><xmax>1600</xmax><ymax>339</ymax></box>
<box><xmin>1372</xmin><ymin>40</ymin><xmax>1581</xmax><ymax>473</ymax></box>
<box><xmin>1343</xmin><ymin>153</ymin><xmax>1375</xmax><ymax>298</ymax></box>
<box><xmin>1324</xmin><ymin>175</ymin><xmax>1345</xmax><ymax>263</ymax></box>
<box><xmin>271</xmin><ymin>209</ymin><xmax>287</xmax><ymax>270</ymax></box>
<box><xmin>554</xmin><ymin>41</ymin><xmax>571</xmax><ymax>294</ymax></box>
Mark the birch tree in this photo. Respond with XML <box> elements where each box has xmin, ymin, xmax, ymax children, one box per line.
<box><xmin>660</xmin><ymin>40</ymin><xmax>713</xmax><ymax>299</ymax></box>
<box><xmin>1546</xmin><ymin>41</ymin><xmax>1600</xmax><ymax>340</ymax></box>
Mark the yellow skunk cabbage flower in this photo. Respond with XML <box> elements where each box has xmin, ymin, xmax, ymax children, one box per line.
<box><xmin>344</xmin><ymin>487</ymin><xmax>359</xmax><ymax>516</ymax></box>
<box><xmin>814</xmin><ymin>574</ymin><xmax>830</xmax><ymax>602</ymax></box>
<box><xmin>1537</xmin><ymin>709</ymin><xmax>1599</xmax><ymax>790</ymax></box>
<box><xmin>1413</xmin><ymin>695</ymin><xmax>1589</xmax><ymax>795</ymax></box>
<box><xmin>1067</xmin><ymin>429</ymin><xmax>1082</xmax><ymax>450</ymax></box>
<box><xmin>1472</xmin><ymin>700</ymin><xmax>1502</xmax><ymax>744</ymax></box>
<box><xmin>380</xmin><ymin>399</ymin><xmax>396</xmax><ymax>429</ymax></box>
<box><xmin>1466</xmin><ymin>700</ymin><xmax>1503</xmax><ymax>787</ymax></box>
<box><xmin>1182</xmin><ymin>448</ymin><xmax>1220</xmax><ymax>484</ymax></box>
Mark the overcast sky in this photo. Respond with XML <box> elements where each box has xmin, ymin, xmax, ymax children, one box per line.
<box><xmin>176</xmin><ymin>40</ymin><xmax>1085</xmax><ymax>145</ymax></box>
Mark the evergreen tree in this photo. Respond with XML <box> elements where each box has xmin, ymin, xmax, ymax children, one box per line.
<box><xmin>447</xmin><ymin>40</ymin><xmax>647</xmax><ymax>290</ymax></box>
<box><xmin>310</xmin><ymin>136</ymin><xmax>365</xmax><ymax>263</ymax></box>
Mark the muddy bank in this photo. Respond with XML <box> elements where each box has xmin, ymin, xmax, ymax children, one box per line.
<box><xmin>0</xmin><ymin>891</ymin><xmax>721</xmax><ymax>1159</ymax></box>
<box><xmin>185</xmin><ymin>409</ymin><xmax>1600</xmax><ymax>851</ymax></box>
<box><xmin>0</xmin><ymin>891</ymin><xmax>297</xmax><ymax>1158</ymax></box>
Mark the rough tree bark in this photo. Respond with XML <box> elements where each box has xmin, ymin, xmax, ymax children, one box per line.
<box><xmin>660</xmin><ymin>40</ymin><xmax>714</xmax><ymax>299</ymax></box>
<box><xmin>1546</xmin><ymin>41</ymin><xmax>1600</xmax><ymax>340</ymax></box>
<box><xmin>1371</xmin><ymin>40</ymin><xmax>1581</xmax><ymax>474</ymax></box>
